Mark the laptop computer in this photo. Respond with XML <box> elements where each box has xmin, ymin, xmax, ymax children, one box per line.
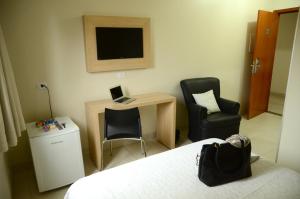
<box><xmin>109</xmin><ymin>85</ymin><xmax>135</xmax><ymax>104</ymax></box>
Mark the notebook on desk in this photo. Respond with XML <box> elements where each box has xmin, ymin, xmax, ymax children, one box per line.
<box><xmin>109</xmin><ymin>85</ymin><xmax>135</xmax><ymax>104</ymax></box>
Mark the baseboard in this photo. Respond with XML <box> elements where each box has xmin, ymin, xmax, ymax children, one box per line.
<box><xmin>270</xmin><ymin>92</ymin><xmax>285</xmax><ymax>98</ymax></box>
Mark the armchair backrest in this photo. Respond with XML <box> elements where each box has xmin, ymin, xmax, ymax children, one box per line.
<box><xmin>180</xmin><ymin>77</ymin><xmax>220</xmax><ymax>105</ymax></box>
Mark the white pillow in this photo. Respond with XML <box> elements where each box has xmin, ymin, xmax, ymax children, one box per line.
<box><xmin>192</xmin><ymin>90</ymin><xmax>220</xmax><ymax>114</ymax></box>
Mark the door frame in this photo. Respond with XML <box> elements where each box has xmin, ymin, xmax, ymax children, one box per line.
<box><xmin>274</xmin><ymin>7</ymin><xmax>299</xmax><ymax>15</ymax></box>
<box><xmin>267</xmin><ymin>7</ymin><xmax>299</xmax><ymax>116</ymax></box>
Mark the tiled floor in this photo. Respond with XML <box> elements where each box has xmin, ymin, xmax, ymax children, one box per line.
<box><xmin>268</xmin><ymin>92</ymin><xmax>285</xmax><ymax>115</ymax></box>
<box><xmin>240</xmin><ymin>112</ymin><xmax>282</xmax><ymax>163</ymax></box>
<box><xmin>12</xmin><ymin>112</ymin><xmax>281</xmax><ymax>199</ymax></box>
<box><xmin>102</xmin><ymin>138</ymin><xmax>191</xmax><ymax>171</ymax></box>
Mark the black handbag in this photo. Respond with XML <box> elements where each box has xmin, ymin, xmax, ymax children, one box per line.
<box><xmin>198</xmin><ymin>141</ymin><xmax>252</xmax><ymax>186</ymax></box>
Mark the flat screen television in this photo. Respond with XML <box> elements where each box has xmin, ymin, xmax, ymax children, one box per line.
<box><xmin>83</xmin><ymin>16</ymin><xmax>150</xmax><ymax>72</ymax></box>
<box><xmin>96</xmin><ymin>27</ymin><xmax>144</xmax><ymax>60</ymax></box>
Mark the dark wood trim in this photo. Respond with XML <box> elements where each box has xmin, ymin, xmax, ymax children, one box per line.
<box><xmin>274</xmin><ymin>7</ymin><xmax>299</xmax><ymax>15</ymax></box>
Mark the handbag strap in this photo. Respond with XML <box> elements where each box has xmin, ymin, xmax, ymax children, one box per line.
<box><xmin>214</xmin><ymin>139</ymin><xmax>248</xmax><ymax>175</ymax></box>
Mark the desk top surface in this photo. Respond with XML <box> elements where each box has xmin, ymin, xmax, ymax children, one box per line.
<box><xmin>85</xmin><ymin>92</ymin><xmax>176</xmax><ymax>113</ymax></box>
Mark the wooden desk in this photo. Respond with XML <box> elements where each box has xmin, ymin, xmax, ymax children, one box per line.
<box><xmin>85</xmin><ymin>92</ymin><xmax>176</xmax><ymax>170</ymax></box>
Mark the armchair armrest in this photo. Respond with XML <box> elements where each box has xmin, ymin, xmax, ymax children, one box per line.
<box><xmin>218</xmin><ymin>98</ymin><xmax>240</xmax><ymax>114</ymax></box>
<box><xmin>186</xmin><ymin>103</ymin><xmax>207</xmax><ymax>141</ymax></box>
<box><xmin>187</xmin><ymin>103</ymin><xmax>208</xmax><ymax>121</ymax></box>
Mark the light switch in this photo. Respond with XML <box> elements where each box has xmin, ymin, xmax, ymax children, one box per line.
<box><xmin>116</xmin><ymin>72</ymin><xmax>126</xmax><ymax>79</ymax></box>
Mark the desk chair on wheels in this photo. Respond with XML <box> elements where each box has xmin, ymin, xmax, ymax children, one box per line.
<box><xmin>102</xmin><ymin>107</ymin><xmax>147</xmax><ymax>168</ymax></box>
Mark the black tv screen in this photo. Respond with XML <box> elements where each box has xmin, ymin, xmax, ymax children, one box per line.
<box><xmin>96</xmin><ymin>27</ymin><xmax>144</xmax><ymax>60</ymax></box>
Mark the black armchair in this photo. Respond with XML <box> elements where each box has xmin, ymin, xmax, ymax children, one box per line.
<box><xmin>180</xmin><ymin>77</ymin><xmax>241</xmax><ymax>142</ymax></box>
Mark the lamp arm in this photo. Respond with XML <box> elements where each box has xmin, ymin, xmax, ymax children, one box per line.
<box><xmin>41</xmin><ymin>84</ymin><xmax>53</xmax><ymax>119</ymax></box>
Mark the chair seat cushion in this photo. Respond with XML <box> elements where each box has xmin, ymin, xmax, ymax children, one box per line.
<box><xmin>201</xmin><ymin>112</ymin><xmax>241</xmax><ymax>128</ymax></box>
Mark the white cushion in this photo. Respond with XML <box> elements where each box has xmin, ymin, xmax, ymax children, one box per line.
<box><xmin>192</xmin><ymin>90</ymin><xmax>220</xmax><ymax>114</ymax></box>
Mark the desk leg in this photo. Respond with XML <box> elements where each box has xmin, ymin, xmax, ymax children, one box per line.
<box><xmin>86</xmin><ymin>110</ymin><xmax>103</xmax><ymax>170</ymax></box>
<box><xmin>156</xmin><ymin>100</ymin><xmax>176</xmax><ymax>149</ymax></box>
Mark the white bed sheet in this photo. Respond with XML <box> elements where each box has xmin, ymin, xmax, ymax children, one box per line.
<box><xmin>65</xmin><ymin>138</ymin><xmax>300</xmax><ymax>199</ymax></box>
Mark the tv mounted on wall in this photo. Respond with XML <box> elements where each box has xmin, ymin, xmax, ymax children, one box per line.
<box><xmin>96</xmin><ymin>27</ymin><xmax>144</xmax><ymax>60</ymax></box>
<box><xmin>83</xmin><ymin>16</ymin><xmax>151</xmax><ymax>72</ymax></box>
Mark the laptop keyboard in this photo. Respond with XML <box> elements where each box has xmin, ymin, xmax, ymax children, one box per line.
<box><xmin>115</xmin><ymin>97</ymin><xmax>130</xmax><ymax>103</ymax></box>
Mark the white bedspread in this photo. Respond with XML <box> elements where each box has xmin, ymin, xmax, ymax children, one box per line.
<box><xmin>65</xmin><ymin>138</ymin><xmax>300</xmax><ymax>199</ymax></box>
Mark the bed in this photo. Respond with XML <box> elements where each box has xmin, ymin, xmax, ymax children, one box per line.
<box><xmin>64</xmin><ymin>138</ymin><xmax>300</xmax><ymax>199</ymax></box>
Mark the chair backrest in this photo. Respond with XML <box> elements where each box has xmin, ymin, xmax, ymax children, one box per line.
<box><xmin>104</xmin><ymin>107</ymin><xmax>141</xmax><ymax>140</ymax></box>
<box><xmin>180</xmin><ymin>77</ymin><xmax>220</xmax><ymax>105</ymax></box>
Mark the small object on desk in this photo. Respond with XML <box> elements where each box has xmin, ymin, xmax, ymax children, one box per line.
<box><xmin>36</xmin><ymin>119</ymin><xmax>64</xmax><ymax>132</ymax></box>
<box><xmin>45</xmin><ymin>119</ymin><xmax>55</xmax><ymax>125</ymax></box>
<box><xmin>36</xmin><ymin>121</ymin><xmax>44</xmax><ymax>128</ymax></box>
<box><xmin>110</xmin><ymin>85</ymin><xmax>135</xmax><ymax>104</ymax></box>
<box><xmin>36</xmin><ymin>119</ymin><xmax>54</xmax><ymax>127</ymax></box>
<box><xmin>54</xmin><ymin>120</ymin><xmax>63</xmax><ymax>130</ymax></box>
<box><xmin>42</xmin><ymin>125</ymin><xmax>50</xmax><ymax>132</ymax></box>
<box><xmin>48</xmin><ymin>124</ymin><xmax>56</xmax><ymax>129</ymax></box>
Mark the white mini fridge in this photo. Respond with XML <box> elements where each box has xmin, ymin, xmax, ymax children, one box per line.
<box><xmin>27</xmin><ymin>117</ymin><xmax>85</xmax><ymax>192</ymax></box>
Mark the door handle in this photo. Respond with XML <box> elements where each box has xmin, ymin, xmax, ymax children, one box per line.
<box><xmin>251</xmin><ymin>58</ymin><xmax>261</xmax><ymax>74</ymax></box>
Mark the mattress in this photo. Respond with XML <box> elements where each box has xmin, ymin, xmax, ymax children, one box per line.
<box><xmin>64</xmin><ymin>138</ymin><xmax>300</xmax><ymax>199</ymax></box>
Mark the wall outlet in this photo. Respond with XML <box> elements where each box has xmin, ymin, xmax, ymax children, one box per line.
<box><xmin>116</xmin><ymin>72</ymin><xmax>126</xmax><ymax>79</ymax></box>
<box><xmin>37</xmin><ymin>82</ymin><xmax>48</xmax><ymax>90</ymax></box>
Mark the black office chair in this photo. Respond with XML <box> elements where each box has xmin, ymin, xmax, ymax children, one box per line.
<box><xmin>102</xmin><ymin>107</ymin><xmax>146</xmax><ymax>168</ymax></box>
<box><xmin>180</xmin><ymin>77</ymin><xmax>241</xmax><ymax>142</ymax></box>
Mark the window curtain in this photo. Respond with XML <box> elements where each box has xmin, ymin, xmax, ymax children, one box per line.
<box><xmin>0</xmin><ymin>25</ymin><xmax>26</xmax><ymax>152</ymax></box>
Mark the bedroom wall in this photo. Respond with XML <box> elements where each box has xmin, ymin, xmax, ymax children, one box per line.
<box><xmin>0</xmin><ymin>0</ymin><xmax>298</xmax><ymax>168</ymax></box>
<box><xmin>0</xmin><ymin>152</ymin><xmax>12</xmax><ymax>199</ymax></box>
<box><xmin>277</xmin><ymin>12</ymin><xmax>300</xmax><ymax>173</ymax></box>
<box><xmin>270</xmin><ymin>13</ymin><xmax>298</xmax><ymax>95</ymax></box>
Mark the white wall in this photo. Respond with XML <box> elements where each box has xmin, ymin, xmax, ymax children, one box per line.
<box><xmin>0</xmin><ymin>0</ymin><xmax>298</xmax><ymax>167</ymax></box>
<box><xmin>277</xmin><ymin>12</ymin><xmax>300</xmax><ymax>172</ymax></box>
<box><xmin>270</xmin><ymin>13</ymin><xmax>298</xmax><ymax>95</ymax></box>
<box><xmin>0</xmin><ymin>152</ymin><xmax>12</xmax><ymax>199</ymax></box>
<box><xmin>0</xmin><ymin>0</ymin><xmax>270</xmax><ymax>166</ymax></box>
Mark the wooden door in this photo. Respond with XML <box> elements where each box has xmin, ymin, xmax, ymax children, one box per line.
<box><xmin>248</xmin><ymin>10</ymin><xmax>279</xmax><ymax>119</ymax></box>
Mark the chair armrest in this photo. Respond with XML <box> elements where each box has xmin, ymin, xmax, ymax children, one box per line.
<box><xmin>187</xmin><ymin>103</ymin><xmax>208</xmax><ymax>120</ymax></box>
<box><xmin>218</xmin><ymin>98</ymin><xmax>240</xmax><ymax>114</ymax></box>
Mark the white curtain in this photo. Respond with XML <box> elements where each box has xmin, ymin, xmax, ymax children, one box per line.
<box><xmin>0</xmin><ymin>25</ymin><xmax>26</xmax><ymax>152</ymax></box>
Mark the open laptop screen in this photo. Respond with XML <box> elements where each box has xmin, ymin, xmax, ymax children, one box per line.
<box><xmin>110</xmin><ymin>86</ymin><xmax>123</xmax><ymax>100</ymax></box>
